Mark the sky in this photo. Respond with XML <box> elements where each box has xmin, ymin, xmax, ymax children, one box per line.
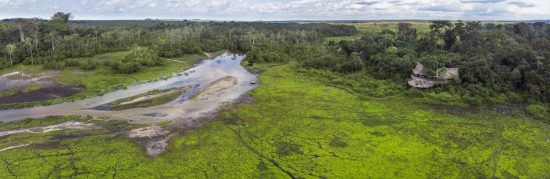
<box><xmin>0</xmin><ymin>0</ymin><xmax>548</xmax><ymax>21</ymax></box>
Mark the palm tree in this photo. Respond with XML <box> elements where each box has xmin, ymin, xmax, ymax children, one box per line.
<box><xmin>5</xmin><ymin>44</ymin><xmax>16</xmax><ymax>66</ymax></box>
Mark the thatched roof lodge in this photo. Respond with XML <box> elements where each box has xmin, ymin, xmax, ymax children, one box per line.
<box><xmin>412</xmin><ymin>62</ymin><xmax>427</xmax><ymax>77</ymax></box>
<box><xmin>408</xmin><ymin>62</ymin><xmax>459</xmax><ymax>88</ymax></box>
<box><xmin>437</xmin><ymin>68</ymin><xmax>459</xmax><ymax>80</ymax></box>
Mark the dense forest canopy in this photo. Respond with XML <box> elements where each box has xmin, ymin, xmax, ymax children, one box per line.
<box><xmin>1</xmin><ymin>13</ymin><xmax>548</xmax><ymax>103</ymax></box>
<box><xmin>249</xmin><ymin>21</ymin><xmax>550</xmax><ymax>103</ymax></box>
<box><xmin>343</xmin><ymin>21</ymin><xmax>549</xmax><ymax>103</ymax></box>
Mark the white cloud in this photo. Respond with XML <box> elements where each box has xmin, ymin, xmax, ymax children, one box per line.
<box><xmin>0</xmin><ymin>0</ymin><xmax>548</xmax><ymax>20</ymax></box>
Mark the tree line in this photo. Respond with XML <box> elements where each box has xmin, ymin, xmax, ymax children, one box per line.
<box><xmin>0</xmin><ymin>12</ymin><xmax>356</xmax><ymax>73</ymax></box>
<box><xmin>246</xmin><ymin>21</ymin><xmax>549</xmax><ymax>103</ymax></box>
<box><xmin>1</xmin><ymin>13</ymin><xmax>548</xmax><ymax>103</ymax></box>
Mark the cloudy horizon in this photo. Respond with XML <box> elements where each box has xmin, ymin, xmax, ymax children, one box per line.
<box><xmin>0</xmin><ymin>0</ymin><xmax>549</xmax><ymax>21</ymax></box>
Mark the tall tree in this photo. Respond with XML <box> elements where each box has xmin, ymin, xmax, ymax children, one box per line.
<box><xmin>30</xmin><ymin>18</ymin><xmax>41</xmax><ymax>57</ymax></box>
<box><xmin>429</xmin><ymin>21</ymin><xmax>454</xmax><ymax>50</ymax></box>
<box><xmin>24</xmin><ymin>38</ymin><xmax>34</xmax><ymax>64</ymax></box>
<box><xmin>46</xmin><ymin>12</ymin><xmax>71</xmax><ymax>48</ymax></box>
<box><xmin>396</xmin><ymin>22</ymin><xmax>417</xmax><ymax>47</ymax></box>
<box><xmin>51</xmin><ymin>12</ymin><xmax>71</xmax><ymax>25</ymax></box>
<box><xmin>14</xmin><ymin>19</ymin><xmax>27</xmax><ymax>42</ymax></box>
<box><xmin>48</xmin><ymin>31</ymin><xmax>58</xmax><ymax>51</ymax></box>
<box><xmin>5</xmin><ymin>44</ymin><xmax>16</xmax><ymax>66</ymax></box>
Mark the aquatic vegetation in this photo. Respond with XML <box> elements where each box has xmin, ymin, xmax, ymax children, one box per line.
<box><xmin>0</xmin><ymin>88</ymin><xmax>18</xmax><ymax>98</ymax></box>
<box><xmin>0</xmin><ymin>116</ymin><xmax>82</xmax><ymax>131</ymax></box>
<box><xmin>109</xmin><ymin>88</ymin><xmax>185</xmax><ymax>111</ymax></box>
<box><xmin>0</xmin><ymin>64</ymin><xmax>548</xmax><ymax>178</ymax></box>
<box><xmin>0</xmin><ymin>7</ymin><xmax>548</xmax><ymax>179</ymax></box>
<box><xmin>0</xmin><ymin>51</ymin><xmax>203</xmax><ymax>110</ymax></box>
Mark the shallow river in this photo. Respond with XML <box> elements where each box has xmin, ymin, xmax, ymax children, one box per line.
<box><xmin>0</xmin><ymin>53</ymin><xmax>258</xmax><ymax>124</ymax></box>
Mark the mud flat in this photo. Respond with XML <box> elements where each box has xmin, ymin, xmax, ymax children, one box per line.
<box><xmin>192</xmin><ymin>76</ymin><xmax>238</xmax><ymax>100</ymax></box>
<box><xmin>0</xmin><ymin>85</ymin><xmax>84</xmax><ymax>104</ymax></box>
<box><xmin>128</xmin><ymin>126</ymin><xmax>174</xmax><ymax>156</ymax></box>
<box><xmin>0</xmin><ymin>144</ymin><xmax>31</xmax><ymax>152</ymax></box>
<box><xmin>0</xmin><ymin>121</ymin><xmax>100</xmax><ymax>138</ymax></box>
<box><xmin>102</xmin><ymin>88</ymin><xmax>186</xmax><ymax>111</ymax></box>
<box><xmin>120</xmin><ymin>89</ymin><xmax>180</xmax><ymax>106</ymax></box>
<box><xmin>0</xmin><ymin>53</ymin><xmax>258</xmax><ymax>124</ymax></box>
<box><xmin>0</xmin><ymin>70</ymin><xmax>81</xmax><ymax>105</ymax></box>
<box><xmin>0</xmin><ymin>71</ymin><xmax>58</xmax><ymax>91</ymax></box>
<box><xmin>0</xmin><ymin>53</ymin><xmax>258</xmax><ymax>156</ymax></box>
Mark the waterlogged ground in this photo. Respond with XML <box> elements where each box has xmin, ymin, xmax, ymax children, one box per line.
<box><xmin>0</xmin><ymin>53</ymin><xmax>257</xmax><ymax>124</ymax></box>
<box><xmin>0</xmin><ymin>63</ymin><xmax>548</xmax><ymax>178</ymax></box>
<box><xmin>0</xmin><ymin>50</ymin><xmax>203</xmax><ymax>110</ymax></box>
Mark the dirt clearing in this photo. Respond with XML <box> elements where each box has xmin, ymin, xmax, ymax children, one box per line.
<box><xmin>129</xmin><ymin>126</ymin><xmax>174</xmax><ymax>156</ymax></box>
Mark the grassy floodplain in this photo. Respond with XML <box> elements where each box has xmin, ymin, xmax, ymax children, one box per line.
<box><xmin>0</xmin><ymin>63</ymin><xmax>548</xmax><ymax>178</ymax></box>
<box><xmin>108</xmin><ymin>88</ymin><xmax>185</xmax><ymax>110</ymax></box>
<box><xmin>0</xmin><ymin>50</ymin><xmax>205</xmax><ymax>109</ymax></box>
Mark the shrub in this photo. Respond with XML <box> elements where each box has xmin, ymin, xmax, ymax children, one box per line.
<box><xmin>65</xmin><ymin>59</ymin><xmax>81</xmax><ymax>67</ymax></box>
<box><xmin>43</xmin><ymin>61</ymin><xmax>66</xmax><ymax>70</ymax></box>
<box><xmin>111</xmin><ymin>61</ymin><xmax>142</xmax><ymax>74</ymax></box>
<box><xmin>81</xmin><ymin>60</ymin><xmax>99</xmax><ymax>70</ymax></box>
<box><xmin>526</xmin><ymin>104</ymin><xmax>549</xmax><ymax>122</ymax></box>
<box><xmin>102</xmin><ymin>60</ymin><xmax>112</xmax><ymax>66</ymax></box>
<box><xmin>329</xmin><ymin>138</ymin><xmax>348</xmax><ymax>148</ymax></box>
<box><xmin>505</xmin><ymin>92</ymin><xmax>523</xmax><ymax>103</ymax></box>
<box><xmin>385</xmin><ymin>46</ymin><xmax>398</xmax><ymax>54</ymax></box>
<box><xmin>0</xmin><ymin>58</ymin><xmax>8</xmax><ymax>69</ymax></box>
<box><xmin>111</xmin><ymin>48</ymin><xmax>162</xmax><ymax>74</ymax></box>
<box><xmin>125</xmin><ymin>48</ymin><xmax>163</xmax><ymax>67</ymax></box>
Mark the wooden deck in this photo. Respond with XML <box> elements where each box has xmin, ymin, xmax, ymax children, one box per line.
<box><xmin>408</xmin><ymin>74</ymin><xmax>448</xmax><ymax>88</ymax></box>
<box><xmin>408</xmin><ymin>62</ymin><xmax>458</xmax><ymax>88</ymax></box>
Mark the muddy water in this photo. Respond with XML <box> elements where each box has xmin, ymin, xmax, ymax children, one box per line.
<box><xmin>0</xmin><ymin>53</ymin><xmax>258</xmax><ymax>124</ymax></box>
<box><xmin>0</xmin><ymin>71</ymin><xmax>58</xmax><ymax>91</ymax></box>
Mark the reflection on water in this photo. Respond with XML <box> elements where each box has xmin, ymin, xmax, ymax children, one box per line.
<box><xmin>0</xmin><ymin>53</ymin><xmax>257</xmax><ymax>123</ymax></box>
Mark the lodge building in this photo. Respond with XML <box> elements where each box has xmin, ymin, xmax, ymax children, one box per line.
<box><xmin>408</xmin><ymin>62</ymin><xmax>459</xmax><ymax>88</ymax></box>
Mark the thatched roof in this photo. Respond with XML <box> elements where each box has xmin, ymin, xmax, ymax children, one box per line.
<box><xmin>413</xmin><ymin>62</ymin><xmax>459</xmax><ymax>79</ymax></box>
<box><xmin>437</xmin><ymin>68</ymin><xmax>459</xmax><ymax>79</ymax></box>
<box><xmin>409</xmin><ymin>62</ymin><xmax>460</xmax><ymax>88</ymax></box>
<box><xmin>412</xmin><ymin>62</ymin><xmax>424</xmax><ymax>75</ymax></box>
